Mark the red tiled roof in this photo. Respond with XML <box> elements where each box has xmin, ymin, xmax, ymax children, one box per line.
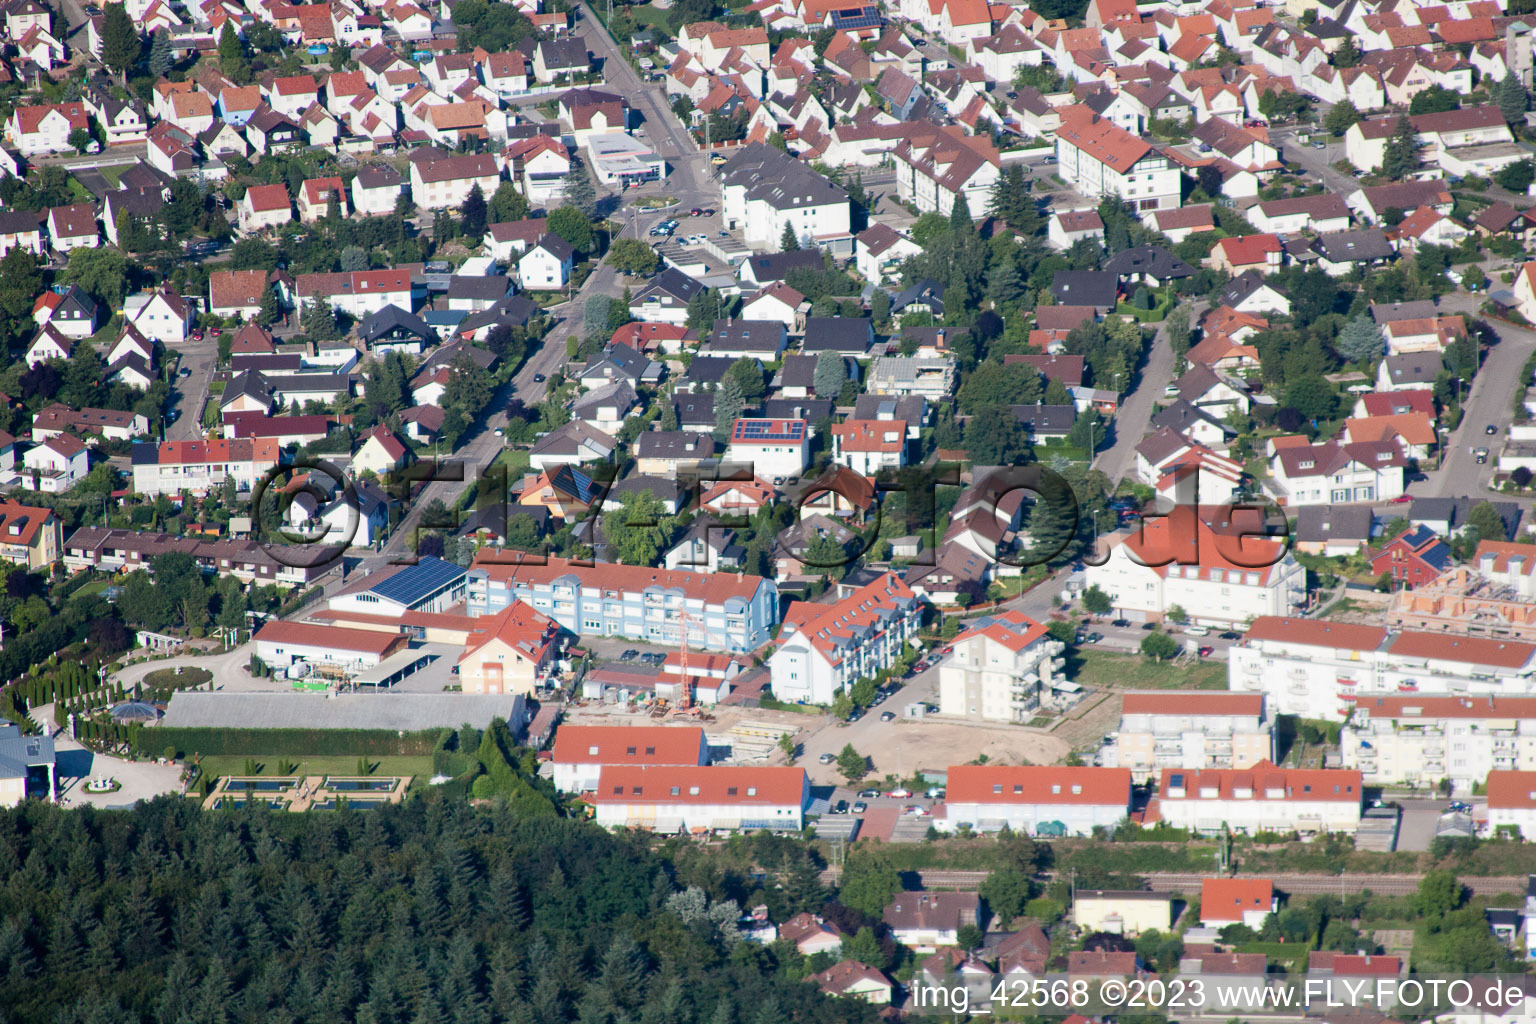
<box><xmin>1120</xmin><ymin>691</ymin><xmax>1264</xmax><ymax>716</ymax></box>
<box><xmin>589</xmin><ymin>765</ymin><xmax>806</xmax><ymax>805</ymax></box>
<box><xmin>469</xmin><ymin>550</ymin><xmax>770</xmax><ymax>605</ymax></box>
<box><xmin>552</xmin><ymin>725</ymin><xmax>706</xmax><ymax>766</ymax></box>
<box><xmin>1201</xmin><ymin>878</ymin><xmax>1273</xmax><ymax>922</ymax></box>
<box><xmin>947</xmin><ymin>765</ymin><xmax>1132</xmax><ymax>806</ymax></box>
<box><xmin>1488</xmin><ymin>770</ymin><xmax>1536</xmax><ymax>809</ymax></box>
<box><xmin>253</xmin><ymin>620</ymin><xmax>404</xmax><ymax>656</ymax></box>
<box><xmin>1162</xmin><ymin>762</ymin><xmax>1362</xmax><ymax>804</ymax></box>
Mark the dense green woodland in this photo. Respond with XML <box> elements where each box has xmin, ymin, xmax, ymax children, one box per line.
<box><xmin>0</xmin><ymin>799</ymin><xmax>878</xmax><ymax>1024</ymax></box>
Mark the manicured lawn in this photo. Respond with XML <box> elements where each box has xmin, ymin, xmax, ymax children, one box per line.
<box><xmin>1067</xmin><ymin>649</ymin><xmax>1227</xmax><ymax>690</ymax></box>
<box><xmin>199</xmin><ymin>754</ymin><xmax>433</xmax><ymax>780</ymax></box>
<box><xmin>98</xmin><ymin>163</ymin><xmax>132</xmax><ymax>187</ymax></box>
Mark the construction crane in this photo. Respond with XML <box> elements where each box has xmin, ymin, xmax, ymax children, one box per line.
<box><xmin>671</xmin><ymin>609</ymin><xmax>729</xmax><ymax>714</ymax></box>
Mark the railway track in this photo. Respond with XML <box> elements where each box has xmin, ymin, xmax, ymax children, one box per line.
<box><xmin>817</xmin><ymin>868</ymin><xmax>1528</xmax><ymax>898</ymax></box>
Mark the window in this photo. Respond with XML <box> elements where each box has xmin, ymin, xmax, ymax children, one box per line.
<box><xmin>645</xmin><ymin>746</ymin><xmax>655</xmax><ymax>755</ymax></box>
<box><xmin>612</xmin><ymin>785</ymin><xmax>622</xmax><ymax>794</ymax></box>
<box><xmin>1051</xmin><ymin>784</ymin><xmax>1061</xmax><ymax>794</ymax></box>
<box><xmin>670</xmin><ymin>786</ymin><xmax>680</xmax><ymax>795</ymax></box>
<box><xmin>689</xmin><ymin>786</ymin><xmax>699</xmax><ymax>795</ymax></box>
<box><xmin>993</xmin><ymin>783</ymin><xmax>1003</xmax><ymax>793</ymax></box>
<box><xmin>626</xmin><ymin>746</ymin><xmax>636</xmax><ymax>755</ymax></box>
<box><xmin>747</xmin><ymin>787</ymin><xmax>757</xmax><ymax>796</ymax></box>
<box><xmin>727</xmin><ymin>786</ymin><xmax>739</xmax><ymax>796</ymax></box>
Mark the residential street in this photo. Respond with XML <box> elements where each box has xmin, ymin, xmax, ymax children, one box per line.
<box><xmin>1092</xmin><ymin>301</ymin><xmax>1200</xmax><ymax>485</ymax></box>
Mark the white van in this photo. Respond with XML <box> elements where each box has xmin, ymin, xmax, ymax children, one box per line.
<box><xmin>1185</xmin><ymin>625</ymin><xmax>1210</xmax><ymax>636</ymax></box>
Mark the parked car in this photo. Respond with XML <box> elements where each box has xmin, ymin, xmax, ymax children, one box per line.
<box><xmin>1198</xmin><ymin>645</ymin><xmax>1215</xmax><ymax>657</ymax></box>
<box><xmin>1086</xmin><ymin>632</ymin><xmax>1104</xmax><ymax>644</ymax></box>
<box><xmin>889</xmin><ymin>787</ymin><xmax>912</xmax><ymax>798</ymax></box>
<box><xmin>532</xmin><ymin>373</ymin><xmax>545</xmax><ymax>383</ymax></box>
<box><xmin>1487</xmin><ymin>424</ymin><xmax>1498</xmax><ymax>434</ymax></box>
<box><xmin>689</xmin><ymin>207</ymin><xmax>703</xmax><ymax>216</ymax></box>
<box><xmin>880</xmin><ymin>711</ymin><xmax>895</xmax><ymax>721</ymax></box>
<box><xmin>857</xmin><ymin>789</ymin><xmax>879</xmax><ymax>799</ymax></box>
<box><xmin>818</xmin><ymin>752</ymin><xmax>836</xmax><ymax>764</ymax></box>
<box><xmin>851</xmin><ymin>802</ymin><xmax>867</xmax><ymax>813</ymax></box>
<box><xmin>833</xmin><ymin>800</ymin><xmax>848</xmax><ymax>813</ymax></box>
<box><xmin>1111</xmin><ymin>619</ymin><xmax>1131</xmax><ymax>628</ymax></box>
<box><xmin>1218</xmin><ymin>631</ymin><xmax>1241</xmax><ymax>641</ymax></box>
<box><xmin>178</xmin><ymin>367</ymin><xmax>191</xmax><ymax>377</ymax></box>
<box><xmin>620</xmin><ymin>649</ymin><xmax>638</xmax><ymax>661</ymax></box>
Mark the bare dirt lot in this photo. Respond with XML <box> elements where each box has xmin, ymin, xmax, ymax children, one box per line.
<box><xmin>797</xmin><ymin>718</ymin><xmax>1072</xmax><ymax>785</ymax></box>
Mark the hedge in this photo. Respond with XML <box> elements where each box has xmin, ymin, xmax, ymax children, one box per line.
<box><xmin>137</xmin><ymin>727</ymin><xmax>448</xmax><ymax>759</ymax></box>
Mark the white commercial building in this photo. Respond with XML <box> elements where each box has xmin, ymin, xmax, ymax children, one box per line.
<box><xmin>1152</xmin><ymin>764</ymin><xmax>1364</xmax><ymax>835</ymax></box>
<box><xmin>937</xmin><ymin>610</ymin><xmax>1066</xmax><ymax>723</ymax></box>
<box><xmin>588</xmin><ymin>765</ymin><xmax>810</xmax><ymax>833</ymax></box>
<box><xmin>718</xmin><ymin>143</ymin><xmax>851</xmax><ymax>252</ymax></box>
<box><xmin>768</xmin><ymin>572</ymin><xmax>922</xmax><ymax>706</ymax></box>
<box><xmin>585</xmin><ymin>132</ymin><xmax>667</xmax><ymax>186</ymax></box>
<box><xmin>1230</xmin><ymin>616</ymin><xmax>1536</xmax><ymax>723</ymax></box>
<box><xmin>549</xmin><ymin>725</ymin><xmax>708</xmax><ymax>794</ymax></box>
<box><xmin>937</xmin><ymin>765</ymin><xmax>1132</xmax><ymax>836</ymax></box>
<box><xmin>1103</xmin><ymin>691</ymin><xmax>1275</xmax><ymax>782</ymax></box>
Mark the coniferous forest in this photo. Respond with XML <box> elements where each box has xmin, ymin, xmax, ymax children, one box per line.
<box><xmin>0</xmin><ymin>797</ymin><xmax>878</xmax><ymax>1024</ymax></box>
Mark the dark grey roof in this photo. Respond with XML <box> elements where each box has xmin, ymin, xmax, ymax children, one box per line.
<box><xmin>420</xmin><ymin>340</ymin><xmax>496</xmax><ymax>374</ymax></box>
<box><xmin>635</xmin><ymin>431</ymin><xmax>715</xmax><ymax>459</ymax></box>
<box><xmin>1150</xmin><ymin>399</ymin><xmax>1237</xmax><ymax>437</ymax></box>
<box><xmin>673</xmin><ymin>392</ymin><xmax>714</xmax><ymax>426</ymax></box>
<box><xmin>535</xmin><ymin>232</ymin><xmax>574</xmax><ymax>261</ymax></box>
<box><xmin>1294</xmin><ymin>506</ymin><xmax>1374</xmax><ymax>544</ymax></box>
<box><xmin>852</xmin><ymin>393</ymin><xmax>926</xmax><ymax>426</ymax></box>
<box><xmin>1370</xmin><ymin>300</ymin><xmax>1437</xmax><ymax>324</ymax></box>
<box><xmin>1102</xmin><ymin>246</ymin><xmax>1194</xmax><ymax>281</ymax></box>
<box><xmin>891</xmin><ymin>278</ymin><xmax>945</xmax><ymax>315</ymax></box>
<box><xmin>681</xmin><ymin>356</ymin><xmax>734</xmax><ymax>387</ymax></box>
<box><xmin>635</xmin><ymin>267</ymin><xmax>703</xmax><ymax>304</ymax></box>
<box><xmin>0</xmin><ymin>723</ymin><xmax>53</xmax><ymax>781</ymax></box>
<box><xmin>364</xmin><ymin>555</ymin><xmax>465</xmax><ymax>605</ymax></box>
<box><xmin>578</xmin><ymin>341</ymin><xmax>658</xmax><ymax>382</ymax></box>
<box><xmin>1314</xmin><ymin>228</ymin><xmax>1394</xmax><ymax>263</ymax></box>
<box><xmin>740</xmin><ymin>249</ymin><xmax>823</xmax><ymax>283</ymax></box>
<box><xmin>1011</xmin><ymin>403</ymin><xmax>1076</xmax><ymax>435</ymax></box>
<box><xmin>801</xmin><ymin>316</ymin><xmax>874</xmax><ymax>354</ymax></box>
<box><xmin>777</xmin><ymin>354</ymin><xmax>819</xmax><ymax>390</ymax></box>
<box><xmin>446</xmin><ymin>275</ymin><xmax>513</xmax><ymax>301</ymax></box>
<box><xmin>536</xmin><ymin>37</ymin><xmax>590</xmax><ymax>70</ymax></box>
<box><xmin>760</xmin><ymin>398</ymin><xmax>833</xmax><ymax>421</ymax></box>
<box><xmin>360</xmin><ymin>304</ymin><xmax>436</xmax><ymax>346</ymax></box>
<box><xmin>459</xmin><ymin>294</ymin><xmax>539</xmax><ymax>333</ymax></box>
<box><xmin>1381</xmin><ymin>352</ymin><xmax>1440</xmax><ymax>385</ymax></box>
<box><xmin>1218</xmin><ymin>270</ymin><xmax>1278</xmax><ymax>308</ymax></box>
<box><xmin>606</xmin><ymin>474</ymin><xmax>688</xmax><ymax>507</ymax></box>
<box><xmin>1050</xmin><ymin>270</ymin><xmax>1118</xmax><ymax>308</ymax></box>
<box><xmin>220</xmin><ymin>370</ymin><xmax>272</xmax><ymax>407</ymax></box>
<box><xmin>718</xmin><ymin>143</ymin><xmax>848</xmax><ymax>213</ymax></box>
<box><xmin>703</xmin><ymin>319</ymin><xmax>786</xmax><ymax>354</ymax></box>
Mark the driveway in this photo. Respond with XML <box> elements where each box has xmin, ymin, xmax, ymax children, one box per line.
<box><xmin>30</xmin><ymin>704</ymin><xmax>183</xmax><ymax>809</ymax></box>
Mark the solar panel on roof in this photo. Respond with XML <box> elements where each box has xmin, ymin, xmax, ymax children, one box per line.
<box><xmin>369</xmin><ymin>555</ymin><xmax>466</xmax><ymax>605</ymax></box>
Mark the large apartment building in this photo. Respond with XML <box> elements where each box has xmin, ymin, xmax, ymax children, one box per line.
<box><xmin>1150</xmin><ymin>763</ymin><xmax>1364</xmax><ymax>835</ymax></box>
<box><xmin>550</xmin><ymin>725</ymin><xmax>709</xmax><ymax>794</ymax></box>
<box><xmin>937</xmin><ymin>610</ymin><xmax>1066</xmax><ymax>723</ymax></box>
<box><xmin>589</xmin><ymin>765</ymin><xmax>810</xmax><ymax>833</ymax></box>
<box><xmin>768</xmin><ymin>572</ymin><xmax>923</xmax><ymax>706</ymax></box>
<box><xmin>130</xmin><ymin>439</ymin><xmax>283</xmax><ymax>497</ymax></box>
<box><xmin>465</xmin><ymin>550</ymin><xmax>779</xmax><ymax>653</ymax></box>
<box><xmin>718</xmin><ymin>142</ymin><xmax>851</xmax><ymax>252</ymax></box>
<box><xmin>1054</xmin><ymin>107</ymin><xmax>1181</xmax><ymax>212</ymax></box>
<box><xmin>1230</xmin><ymin>616</ymin><xmax>1536</xmax><ymax>722</ymax></box>
<box><xmin>1103</xmin><ymin>692</ymin><xmax>1274</xmax><ymax>781</ymax></box>
<box><xmin>938</xmin><ymin>765</ymin><xmax>1132</xmax><ymax>836</ymax></box>
<box><xmin>1341</xmin><ymin>695</ymin><xmax>1536</xmax><ymax>789</ymax></box>
<box><xmin>1083</xmin><ymin>506</ymin><xmax>1306</xmax><ymax>627</ymax></box>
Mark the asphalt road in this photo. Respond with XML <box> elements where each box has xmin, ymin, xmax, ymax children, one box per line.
<box><xmin>1093</xmin><ymin>301</ymin><xmax>1203</xmax><ymax>485</ymax></box>
<box><xmin>167</xmin><ymin>339</ymin><xmax>219</xmax><ymax>440</ymax></box>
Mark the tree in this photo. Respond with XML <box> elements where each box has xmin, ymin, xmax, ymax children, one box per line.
<box><xmin>1165</xmin><ymin>305</ymin><xmax>1191</xmax><ymax>357</ymax></box>
<box><xmin>1196</xmin><ymin>164</ymin><xmax>1224</xmax><ymax>198</ymax></box>
<box><xmin>301</xmin><ymin>298</ymin><xmax>341</xmax><ymax>341</ymax></box>
<box><xmin>1283</xmin><ymin>374</ymin><xmax>1338</xmax><ymax>421</ymax></box>
<box><xmin>727</xmin><ymin>357</ymin><xmax>765</xmax><ymax>402</ymax></box>
<box><xmin>1322</xmin><ymin>98</ymin><xmax>1361</xmax><ymax>137</ymax></box>
<box><xmin>604</xmin><ymin>490</ymin><xmax>673</xmax><ymax>566</ymax></box>
<box><xmin>68</xmin><ymin>128</ymin><xmax>92</xmax><ymax>155</ymax></box>
<box><xmin>1069</xmin><ymin>408</ymin><xmax>1102</xmax><ymax>452</ymax></box>
<box><xmin>713</xmin><ymin>374</ymin><xmax>745</xmax><ymax>438</ymax></box>
<box><xmin>1332</xmin><ymin>35</ymin><xmax>1361</xmax><ymax>68</ymax></box>
<box><xmin>779</xmin><ymin>222</ymin><xmax>799</xmax><ymax>252</ymax></box>
<box><xmin>488</xmin><ymin>181</ymin><xmax>528</xmax><ymax>223</ymax></box>
<box><xmin>812</xmin><ymin>350</ymin><xmax>845</xmax><ymax>397</ymax></box>
<box><xmin>1415</xmin><ymin>870</ymin><xmax>1463</xmax><ymax>918</ymax></box>
<box><xmin>949</xmin><ymin>192</ymin><xmax>973</xmax><ymax>231</ymax></box>
<box><xmin>836</xmin><ymin>743</ymin><xmax>867</xmax><ymax>782</ymax></box>
<box><xmin>963</xmin><ymin>408</ymin><xmax>1030</xmax><ymax>465</ymax></box>
<box><xmin>460</xmin><ymin>183</ymin><xmax>488</xmax><ymax>238</ymax></box>
<box><xmin>256</xmin><ymin>283</ymin><xmax>280</xmax><ymax>327</ymax></box>
<box><xmin>217</xmin><ymin>20</ymin><xmax>249</xmax><ymax>85</ymax></box>
<box><xmin>1140</xmin><ymin>631</ymin><xmax>1181</xmax><ymax>661</ymax></box>
<box><xmin>1409</xmin><ymin>85</ymin><xmax>1460</xmax><ymax>116</ymax></box>
<box><xmin>61</xmin><ymin>246</ymin><xmax>131</xmax><ymax>307</ymax></box>
<box><xmin>339</xmin><ymin>245</ymin><xmax>369</xmax><ymax>272</ymax></box>
<box><xmin>607</xmin><ymin>238</ymin><xmax>659</xmax><ymax>276</ymax></box>
<box><xmin>1082</xmin><ymin>584</ymin><xmax>1112</xmax><ymax>615</ymax></box>
<box><xmin>100</xmin><ymin>3</ymin><xmax>141</xmax><ymax>82</ymax></box>
<box><xmin>838</xmin><ymin>853</ymin><xmax>900</xmax><ymax>917</ymax></box>
<box><xmin>1497</xmin><ymin>160</ymin><xmax>1536</xmax><ymax>193</ymax></box>
<box><xmin>1335</xmin><ymin>313</ymin><xmax>1385</xmax><ymax>363</ymax></box>
<box><xmin>843</xmin><ymin>927</ymin><xmax>884</xmax><ymax>969</ymax></box>
<box><xmin>1468</xmin><ymin>501</ymin><xmax>1509</xmax><ymax>544</ymax></box>
<box><xmin>147</xmin><ymin>28</ymin><xmax>174</xmax><ymax>76</ymax></box>
<box><xmin>1464</xmin><ymin>264</ymin><xmax>1489</xmax><ymax>292</ymax></box>
<box><xmin>980</xmin><ymin>867</ymin><xmax>1037</xmax><ymax>926</ymax></box>
<box><xmin>1381</xmin><ymin>114</ymin><xmax>1421</xmax><ymax>179</ymax></box>
<box><xmin>547</xmin><ymin>205</ymin><xmax>592</xmax><ymax>256</ymax></box>
<box><xmin>562</xmin><ymin>158</ymin><xmax>598</xmax><ymax>219</ymax></box>
<box><xmin>1500</xmin><ymin>71</ymin><xmax>1530</xmax><ymax>124</ymax></box>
